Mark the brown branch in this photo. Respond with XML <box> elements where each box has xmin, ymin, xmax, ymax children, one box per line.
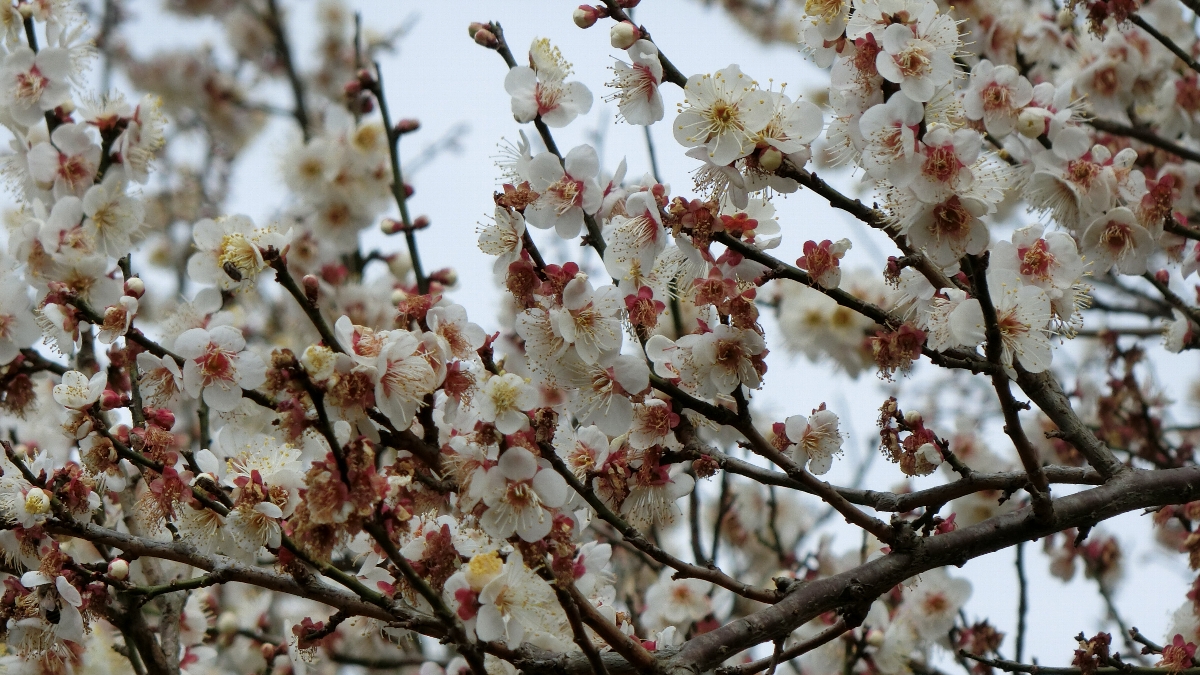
<box><xmin>1087</xmin><ymin>117</ymin><xmax>1200</xmax><ymax>163</ymax></box>
<box><xmin>1128</xmin><ymin>15</ymin><xmax>1200</xmax><ymax>75</ymax></box>
<box><xmin>539</xmin><ymin>442</ymin><xmax>779</xmax><ymax>604</ymax></box>
<box><xmin>716</xmin><ymin>618</ymin><xmax>854</xmax><ymax>675</ymax></box>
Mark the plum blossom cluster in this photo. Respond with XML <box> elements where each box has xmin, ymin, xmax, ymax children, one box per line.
<box><xmin>2</xmin><ymin>0</ymin><xmax>1200</xmax><ymax>673</ymax></box>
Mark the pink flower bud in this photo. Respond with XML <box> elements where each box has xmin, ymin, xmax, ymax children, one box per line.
<box><xmin>610</xmin><ymin>21</ymin><xmax>640</xmax><ymax>49</ymax></box>
<box><xmin>413</xmin><ymin>215</ymin><xmax>431</xmax><ymax>230</ymax></box>
<box><xmin>302</xmin><ymin>275</ymin><xmax>320</xmax><ymax>304</ymax></box>
<box><xmin>109</xmin><ymin>559</ymin><xmax>129</xmax><ymax>580</ymax></box>
<box><xmin>145</xmin><ymin>407</ymin><xmax>175</xmax><ymax>430</ymax></box>
<box><xmin>474</xmin><ymin>28</ymin><xmax>499</xmax><ymax>49</ymax></box>
<box><xmin>381</xmin><ymin>219</ymin><xmax>404</xmax><ymax>235</ymax></box>
<box><xmin>467</xmin><ymin>21</ymin><xmax>486</xmax><ymax>38</ymax></box>
<box><xmin>395</xmin><ymin>118</ymin><xmax>420</xmax><ymax>134</ymax></box>
<box><xmin>430</xmin><ymin>268</ymin><xmax>458</xmax><ymax>286</ymax></box>
<box><xmin>260</xmin><ymin>643</ymin><xmax>276</xmax><ymax>660</ymax></box>
<box><xmin>123</xmin><ymin>277</ymin><xmax>145</xmax><ymax>299</ymax></box>
<box><xmin>1156</xmin><ymin>269</ymin><xmax>1171</xmax><ymax>284</ymax></box>
<box><xmin>100</xmin><ymin>389</ymin><xmax>124</xmax><ymax>411</ymax></box>
<box><xmin>573</xmin><ymin>5</ymin><xmax>600</xmax><ymax>28</ymax></box>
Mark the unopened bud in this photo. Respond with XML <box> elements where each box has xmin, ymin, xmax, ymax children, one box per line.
<box><xmin>343</xmin><ymin>79</ymin><xmax>362</xmax><ymax>97</ymax></box>
<box><xmin>404</xmin><ymin>183</ymin><xmax>415</xmax><ymax>198</ymax></box>
<box><xmin>610</xmin><ymin>21</ymin><xmax>640</xmax><ymax>49</ymax></box>
<box><xmin>467</xmin><ymin>21</ymin><xmax>486</xmax><ymax>38</ymax></box>
<box><xmin>429</xmin><ymin>267</ymin><xmax>458</xmax><ymax>287</ymax></box>
<box><xmin>759</xmin><ymin>146</ymin><xmax>783</xmax><ymax>172</ymax></box>
<box><xmin>381</xmin><ymin>218</ymin><xmax>404</xmax><ymax>235</ymax></box>
<box><xmin>302</xmin><ymin>274</ymin><xmax>320</xmax><ymax>305</ymax></box>
<box><xmin>57</xmin><ymin>100</ymin><xmax>75</xmax><ymax>115</ymax></box>
<box><xmin>412</xmin><ymin>215</ymin><xmax>431</xmax><ymax>230</ymax></box>
<box><xmin>216</xmin><ymin>612</ymin><xmax>239</xmax><ymax>636</ymax></box>
<box><xmin>866</xmin><ymin>628</ymin><xmax>885</xmax><ymax>647</ymax></box>
<box><xmin>1016</xmin><ymin>108</ymin><xmax>1048</xmax><ymax>139</ymax></box>
<box><xmin>396</xmin><ymin>118</ymin><xmax>420</xmax><ymax>134</ymax></box>
<box><xmin>260</xmin><ymin>643</ymin><xmax>276</xmax><ymax>660</ymax></box>
<box><xmin>355</xmin><ymin>68</ymin><xmax>376</xmax><ymax>89</ymax></box>
<box><xmin>391</xmin><ymin>289</ymin><xmax>408</xmax><ymax>306</ymax></box>
<box><xmin>574</xmin><ymin>5</ymin><xmax>600</xmax><ymax>28</ymax></box>
<box><xmin>903</xmin><ymin>409</ymin><xmax>922</xmax><ymax>425</ymax></box>
<box><xmin>145</xmin><ymin>407</ymin><xmax>175</xmax><ymax>430</ymax></box>
<box><xmin>108</xmin><ymin>559</ymin><xmax>129</xmax><ymax>580</ymax></box>
<box><xmin>17</xmin><ymin>3</ymin><xmax>32</xmax><ymax>18</ymax></box>
<box><xmin>100</xmin><ymin>389</ymin><xmax>124</xmax><ymax>411</ymax></box>
<box><xmin>123</xmin><ymin>277</ymin><xmax>144</xmax><ymax>299</ymax></box>
<box><xmin>474</xmin><ymin>27</ymin><xmax>499</xmax><ymax>49</ymax></box>
<box><xmin>1155</xmin><ymin>269</ymin><xmax>1171</xmax><ymax>285</ymax></box>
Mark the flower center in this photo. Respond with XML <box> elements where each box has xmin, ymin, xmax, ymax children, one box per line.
<box><xmin>197</xmin><ymin>342</ymin><xmax>236</xmax><ymax>386</ymax></box>
<box><xmin>981</xmin><ymin>82</ymin><xmax>1013</xmax><ymax>111</ymax></box>
<box><xmin>1019</xmin><ymin>239</ymin><xmax>1056</xmax><ymax>280</ymax></box>
<box><xmin>547</xmin><ymin>177</ymin><xmax>583</xmax><ymax>215</ymax></box>
<box><xmin>922</xmin><ymin>144</ymin><xmax>961</xmax><ymax>184</ymax></box>
<box><xmin>219</xmin><ymin>233</ymin><xmax>263</xmax><ymax>279</ymax></box>
<box><xmin>930</xmin><ymin>197</ymin><xmax>972</xmax><ymax>241</ymax></box>
<box><xmin>894</xmin><ymin>43</ymin><xmax>932</xmax><ymax>78</ymax></box>
<box><xmin>14</xmin><ymin>66</ymin><xmax>48</xmax><ymax>105</ymax></box>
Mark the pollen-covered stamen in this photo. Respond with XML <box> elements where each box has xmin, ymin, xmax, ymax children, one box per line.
<box><xmin>503</xmin><ymin>481</ymin><xmax>541</xmax><ymax>510</ymax></box>
<box><xmin>698</xmin><ymin>100</ymin><xmax>746</xmax><ymax>142</ymax></box>
<box><xmin>607</xmin><ymin>63</ymin><xmax>657</xmax><ymax>105</ymax></box>
<box><xmin>13</xmin><ymin>66</ymin><xmax>49</xmax><ymax>105</ymax></box>
<box><xmin>715</xmin><ymin>337</ymin><xmax>746</xmax><ymax>370</ymax></box>
<box><xmin>1098</xmin><ymin>219</ymin><xmax>1138</xmax><ymax>258</ymax></box>
<box><xmin>930</xmin><ymin>197</ymin><xmax>972</xmax><ymax>242</ymax></box>
<box><xmin>218</xmin><ymin>232</ymin><xmax>264</xmax><ymax>280</ymax></box>
<box><xmin>196</xmin><ymin>342</ymin><xmax>237</xmax><ymax>387</ymax></box>
<box><xmin>545</xmin><ymin>177</ymin><xmax>584</xmax><ymax>216</ymax></box>
<box><xmin>922</xmin><ymin>144</ymin><xmax>962</xmax><ymax>184</ymax></box>
<box><xmin>380</xmin><ymin>356</ymin><xmax>433</xmax><ymax>404</ymax></box>
<box><xmin>805</xmin><ymin>0</ymin><xmax>846</xmax><ymax>22</ymax></box>
<box><xmin>535</xmin><ymin>81</ymin><xmax>564</xmax><ymax>116</ymax></box>
<box><xmin>980</xmin><ymin>82</ymin><xmax>1014</xmax><ymax>112</ymax></box>
<box><xmin>996</xmin><ymin>307</ymin><xmax>1032</xmax><ymax>355</ymax></box>
<box><xmin>1066</xmin><ymin>159</ymin><xmax>1101</xmax><ymax>189</ymax></box>
<box><xmin>1019</xmin><ymin>239</ymin><xmax>1057</xmax><ymax>280</ymax></box>
<box><xmin>1091</xmin><ymin>66</ymin><xmax>1120</xmax><ymax>97</ymax></box>
<box><xmin>57</xmin><ymin>154</ymin><xmax>94</xmax><ymax>191</ymax></box>
<box><xmin>894</xmin><ymin>43</ymin><xmax>933</xmax><ymax>78</ymax></box>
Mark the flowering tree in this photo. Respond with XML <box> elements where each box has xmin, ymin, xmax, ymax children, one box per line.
<box><xmin>7</xmin><ymin>0</ymin><xmax>1200</xmax><ymax>673</ymax></box>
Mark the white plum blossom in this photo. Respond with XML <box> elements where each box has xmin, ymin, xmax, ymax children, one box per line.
<box><xmin>478</xmin><ymin>205</ymin><xmax>526</xmax><ymax>274</ymax></box>
<box><xmin>1</xmin><ymin>46</ymin><xmax>72</xmax><ymax>127</ymax></box>
<box><xmin>476</xmin><ymin>446</ymin><xmax>569</xmax><ymax>542</ymax></box>
<box><xmin>27</xmin><ymin>123</ymin><xmax>100</xmax><ymax>198</ymax></box>
<box><xmin>550</xmin><ymin>274</ymin><xmax>623</xmax><ymax>364</ymax></box>
<box><xmin>376</xmin><ymin>330</ymin><xmax>444</xmax><ymax>430</ymax></box>
<box><xmin>641</xmin><ymin>570</ymin><xmax>713</xmax><ymax>631</ymax></box>
<box><xmin>875</xmin><ymin>23</ymin><xmax>957</xmax><ymax>103</ymax></box>
<box><xmin>0</xmin><ymin>276</ymin><xmax>39</xmax><ymax>364</ymax></box>
<box><xmin>962</xmin><ymin>60</ymin><xmax>1034</xmax><ymax>137</ymax></box>
<box><xmin>477</xmin><ymin>372</ymin><xmax>539</xmax><ymax>434</ymax></box>
<box><xmin>174</xmin><ymin>325</ymin><xmax>267</xmax><ymax>412</ymax></box>
<box><xmin>1080</xmin><ymin>207</ymin><xmax>1156</xmax><ymax>276</ymax></box>
<box><xmin>860</xmin><ymin>94</ymin><xmax>924</xmax><ymax>182</ymax></box>
<box><xmin>607</xmin><ymin>40</ymin><xmax>664</xmax><ymax>125</ymax></box>
<box><xmin>52</xmin><ymin>370</ymin><xmax>106</xmax><ymax>409</ymax></box>
<box><xmin>784</xmin><ymin>408</ymin><xmax>844</xmax><ymax>475</ymax></box>
<box><xmin>525</xmin><ymin>145</ymin><xmax>602</xmax><ymax>239</ymax></box>
<box><xmin>505</xmin><ymin>38</ymin><xmax>593</xmax><ymax>128</ymax></box>
<box><xmin>187</xmin><ymin>215</ymin><xmax>292</xmax><ymax>291</ymax></box>
<box><xmin>673</xmin><ymin>65</ymin><xmax>772</xmax><ymax>166</ymax></box>
<box><xmin>949</xmin><ymin>269</ymin><xmax>1053</xmax><ymax>373</ymax></box>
